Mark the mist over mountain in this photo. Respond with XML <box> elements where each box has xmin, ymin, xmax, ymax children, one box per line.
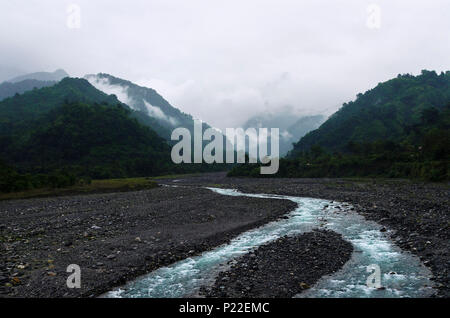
<box><xmin>231</xmin><ymin>70</ymin><xmax>449</xmax><ymax>181</ymax></box>
<box><xmin>5</xmin><ymin>69</ymin><xmax>69</xmax><ymax>84</ymax></box>
<box><xmin>289</xmin><ymin>70</ymin><xmax>450</xmax><ymax>156</ymax></box>
<box><xmin>243</xmin><ymin>111</ymin><xmax>325</xmax><ymax>155</ymax></box>
<box><xmin>0</xmin><ymin>77</ymin><xmax>121</xmax><ymax>134</ymax></box>
<box><xmin>0</xmin><ymin>75</ymin><xmax>229</xmax><ymax>186</ymax></box>
<box><xmin>85</xmin><ymin>73</ymin><xmax>200</xmax><ymax>140</ymax></box>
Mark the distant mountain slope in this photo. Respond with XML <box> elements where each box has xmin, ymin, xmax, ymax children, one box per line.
<box><xmin>0</xmin><ymin>77</ymin><xmax>228</xmax><ymax>179</ymax></box>
<box><xmin>0</xmin><ymin>77</ymin><xmax>121</xmax><ymax>134</ymax></box>
<box><xmin>243</xmin><ymin>112</ymin><xmax>325</xmax><ymax>156</ymax></box>
<box><xmin>0</xmin><ymin>77</ymin><xmax>174</xmax><ymax>178</ymax></box>
<box><xmin>1</xmin><ymin>101</ymin><xmax>172</xmax><ymax>179</ymax></box>
<box><xmin>85</xmin><ymin>73</ymin><xmax>200</xmax><ymax>139</ymax></box>
<box><xmin>6</xmin><ymin>69</ymin><xmax>69</xmax><ymax>83</ymax></box>
<box><xmin>289</xmin><ymin>70</ymin><xmax>450</xmax><ymax>156</ymax></box>
<box><xmin>0</xmin><ymin>79</ymin><xmax>56</xmax><ymax>101</ymax></box>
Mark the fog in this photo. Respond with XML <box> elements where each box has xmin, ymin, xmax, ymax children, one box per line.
<box><xmin>1</xmin><ymin>0</ymin><xmax>449</xmax><ymax>129</ymax></box>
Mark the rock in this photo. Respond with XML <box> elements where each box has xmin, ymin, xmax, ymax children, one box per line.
<box><xmin>106</xmin><ymin>254</ymin><xmax>116</xmax><ymax>259</ymax></box>
<box><xmin>380</xmin><ymin>227</ymin><xmax>387</xmax><ymax>232</ymax></box>
<box><xmin>299</xmin><ymin>282</ymin><xmax>310</xmax><ymax>290</ymax></box>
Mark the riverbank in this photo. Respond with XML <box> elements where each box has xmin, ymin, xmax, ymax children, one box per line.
<box><xmin>201</xmin><ymin>230</ymin><xmax>353</xmax><ymax>298</ymax></box>
<box><xmin>1</xmin><ymin>173</ymin><xmax>447</xmax><ymax>298</ymax></box>
<box><xmin>158</xmin><ymin>173</ymin><xmax>449</xmax><ymax>297</ymax></box>
<box><xmin>0</xmin><ymin>177</ymin><xmax>158</xmax><ymax>201</ymax></box>
<box><xmin>0</xmin><ymin>185</ymin><xmax>296</xmax><ymax>297</ymax></box>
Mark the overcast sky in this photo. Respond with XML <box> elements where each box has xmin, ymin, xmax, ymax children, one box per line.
<box><xmin>1</xmin><ymin>0</ymin><xmax>449</xmax><ymax>129</ymax></box>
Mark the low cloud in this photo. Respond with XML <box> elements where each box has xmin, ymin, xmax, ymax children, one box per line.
<box><xmin>143</xmin><ymin>101</ymin><xmax>178</xmax><ymax>126</ymax></box>
<box><xmin>86</xmin><ymin>75</ymin><xmax>135</xmax><ymax>107</ymax></box>
<box><xmin>1</xmin><ymin>0</ymin><xmax>449</xmax><ymax>130</ymax></box>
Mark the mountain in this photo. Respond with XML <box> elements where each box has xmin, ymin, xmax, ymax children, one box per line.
<box><xmin>289</xmin><ymin>70</ymin><xmax>450</xmax><ymax>156</ymax></box>
<box><xmin>0</xmin><ymin>79</ymin><xmax>56</xmax><ymax>101</ymax></box>
<box><xmin>0</xmin><ymin>76</ymin><xmax>228</xmax><ymax>184</ymax></box>
<box><xmin>0</xmin><ymin>78</ymin><xmax>173</xmax><ymax>179</ymax></box>
<box><xmin>286</xmin><ymin>115</ymin><xmax>326</xmax><ymax>147</ymax></box>
<box><xmin>229</xmin><ymin>70</ymin><xmax>449</xmax><ymax>181</ymax></box>
<box><xmin>5</xmin><ymin>69</ymin><xmax>69</xmax><ymax>83</ymax></box>
<box><xmin>85</xmin><ymin>73</ymin><xmax>198</xmax><ymax>139</ymax></box>
<box><xmin>1</xmin><ymin>101</ymin><xmax>172</xmax><ymax>179</ymax></box>
<box><xmin>243</xmin><ymin>112</ymin><xmax>325</xmax><ymax>156</ymax></box>
<box><xmin>0</xmin><ymin>77</ymin><xmax>121</xmax><ymax>135</ymax></box>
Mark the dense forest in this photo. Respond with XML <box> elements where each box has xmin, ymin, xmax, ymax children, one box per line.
<box><xmin>229</xmin><ymin>71</ymin><xmax>450</xmax><ymax>181</ymax></box>
<box><xmin>289</xmin><ymin>70</ymin><xmax>449</xmax><ymax>155</ymax></box>
<box><xmin>0</xmin><ymin>78</ymin><xmax>226</xmax><ymax>192</ymax></box>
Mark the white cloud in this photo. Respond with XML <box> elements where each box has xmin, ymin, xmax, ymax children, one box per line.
<box><xmin>1</xmin><ymin>0</ymin><xmax>449</xmax><ymax>130</ymax></box>
<box><xmin>143</xmin><ymin>100</ymin><xmax>178</xmax><ymax>126</ymax></box>
<box><xmin>85</xmin><ymin>75</ymin><xmax>135</xmax><ymax>107</ymax></box>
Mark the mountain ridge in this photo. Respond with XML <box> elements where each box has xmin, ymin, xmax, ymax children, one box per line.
<box><xmin>5</xmin><ymin>69</ymin><xmax>69</xmax><ymax>83</ymax></box>
<box><xmin>289</xmin><ymin>70</ymin><xmax>450</xmax><ymax>156</ymax></box>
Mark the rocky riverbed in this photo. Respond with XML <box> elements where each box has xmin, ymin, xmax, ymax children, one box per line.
<box><xmin>0</xmin><ymin>185</ymin><xmax>296</xmax><ymax>297</ymax></box>
<box><xmin>1</xmin><ymin>173</ymin><xmax>448</xmax><ymax>298</ymax></box>
<box><xmin>159</xmin><ymin>173</ymin><xmax>449</xmax><ymax>297</ymax></box>
<box><xmin>201</xmin><ymin>230</ymin><xmax>353</xmax><ymax>298</ymax></box>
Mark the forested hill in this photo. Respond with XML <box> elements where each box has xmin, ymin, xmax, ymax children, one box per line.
<box><xmin>0</xmin><ymin>78</ymin><xmax>174</xmax><ymax>179</ymax></box>
<box><xmin>0</xmin><ymin>77</ymin><xmax>121</xmax><ymax>134</ymax></box>
<box><xmin>85</xmin><ymin>73</ymin><xmax>198</xmax><ymax>140</ymax></box>
<box><xmin>229</xmin><ymin>70</ymin><xmax>449</xmax><ymax>181</ymax></box>
<box><xmin>0</xmin><ymin>77</ymin><xmax>227</xmax><ymax>192</ymax></box>
<box><xmin>289</xmin><ymin>70</ymin><xmax>450</xmax><ymax>156</ymax></box>
<box><xmin>1</xmin><ymin>102</ymin><xmax>172</xmax><ymax>179</ymax></box>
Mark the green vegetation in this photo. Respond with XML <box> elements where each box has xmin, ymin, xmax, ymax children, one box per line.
<box><xmin>86</xmin><ymin>73</ymin><xmax>200</xmax><ymax>140</ymax></box>
<box><xmin>0</xmin><ymin>77</ymin><xmax>228</xmax><ymax>195</ymax></box>
<box><xmin>0</xmin><ymin>176</ymin><xmax>158</xmax><ymax>201</ymax></box>
<box><xmin>0</xmin><ymin>77</ymin><xmax>120</xmax><ymax>135</ymax></box>
<box><xmin>0</xmin><ymin>160</ymin><xmax>80</xmax><ymax>193</ymax></box>
<box><xmin>1</xmin><ymin>101</ymin><xmax>173</xmax><ymax>179</ymax></box>
<box><xmin>290</xmin><ymin>70</ymin><xmax>449</xmax><ymax>156</ymax></box>
<box><xmin>229</xmin><ymin>71</ymin><xmax>450</xmax><ymax>182</ymax></box>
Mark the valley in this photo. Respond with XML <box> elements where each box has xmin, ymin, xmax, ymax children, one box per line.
<box><xmin>1</xmin><ymin>173</ymin><xmax>448</xmax><ymax>298</ymax></box>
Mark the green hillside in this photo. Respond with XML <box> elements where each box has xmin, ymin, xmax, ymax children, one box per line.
<box><xmin>1</xmin><ymin>101</ymin><xmax>172</xmax><ymax>178</ymax></box>
<box><xmin>289</xmin><ymin>70</ymin><xmax>449</xmax><ymax>156</ymax></box>
<box><xmin>229</xmin><ymin>71</ymin><xmax>450</xmax><ymax>181</ymax></box>
<box><xmin>0</xmin><ymin>78</ymin><xmax>228</xmax><ymax>192</ymax></box>
<box><xmin>0</xmin><ymin>77</ymin><xmax>121</xmax><ymax>135</ymax></box>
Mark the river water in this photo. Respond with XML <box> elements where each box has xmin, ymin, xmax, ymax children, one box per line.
<box><xmin>104</xmin><ymin>187</ymin><xmax>434</xmax><ymax>298</ymax></box>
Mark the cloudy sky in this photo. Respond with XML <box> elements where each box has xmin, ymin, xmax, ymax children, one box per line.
<box><xmin>1</xmin><ymin>0</ymin><xmax>449</xmax><ymax>129</ymax></box>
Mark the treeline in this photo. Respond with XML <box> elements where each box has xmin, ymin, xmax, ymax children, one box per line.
<box><xmin>229</xmin><ymin>104</ymin><xmax>450</xmax><ymax>181</ymax></box>
<box><xmin>0</xmin><ymin>161</ymin><xmax>86</xmax><ymax>193</ymax></box>
<box><xmin>290</xmin><ymin>70</ymin><xmax>449</xmax><ymax>156</ymax></box>
<box><xmin>0</xmin><ymin>100</ymin><xmax>226</xmax><ymax>193</ymax></box>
